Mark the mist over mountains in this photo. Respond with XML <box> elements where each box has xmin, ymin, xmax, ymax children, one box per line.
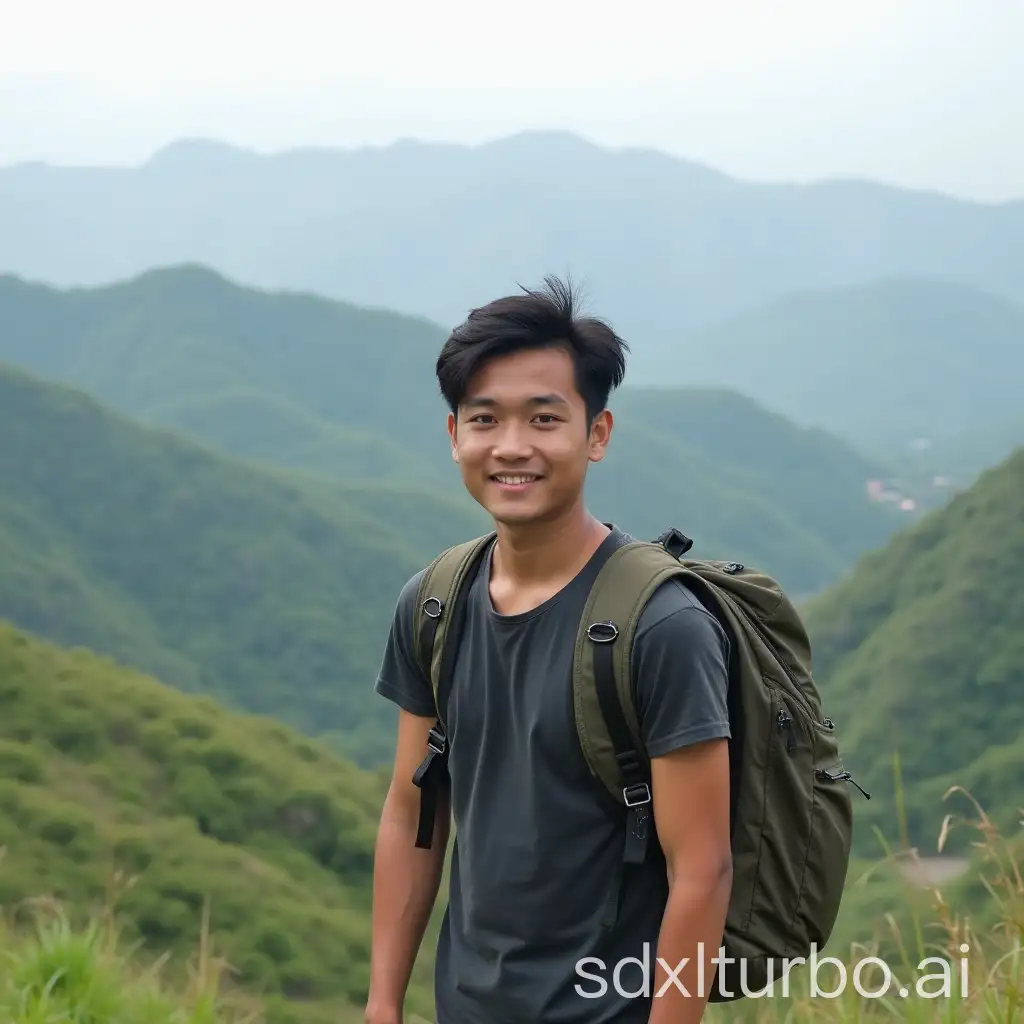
<box><xmin>2</xmin><ymin>130</ymin><xmax>1022</xmax><ymax>375</ymax></box>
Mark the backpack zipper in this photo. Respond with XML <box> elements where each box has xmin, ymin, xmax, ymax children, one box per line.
<box><xmin>732</xmin><ymin>600</ymin><xmax>817</xmax><ymax>724</ymax></box>
<box><xmin>779</xmin><ymin>711</ymin><xmax>871</xmax><ymax>799</ymax></box>
<box><xmin>776</xmin><ymin>707</ymin><xmax>795</xmax><ymax>753</ymax></box>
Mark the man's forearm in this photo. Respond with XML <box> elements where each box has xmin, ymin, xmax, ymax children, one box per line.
<box><xmin>366</xmin><ymin>801</ymin><xmax>449</xmax><ymax>1019</ymax></box>
<box><xmin>647</xmin><ymin>858</ymin><xmax>732</xmax><ymax>1024</ymax></box>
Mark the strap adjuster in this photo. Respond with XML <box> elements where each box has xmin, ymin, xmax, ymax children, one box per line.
<box><xmin>623</xmin><ymin>782</ymin><xmax>651</xmax><ymax>807</ymax></box>
<box><xmin>427</xmin><ymin>725</ymin><xmax>447</xmax><ymax>755</ymax></box>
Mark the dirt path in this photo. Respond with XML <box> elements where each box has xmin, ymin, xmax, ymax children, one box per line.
<box><xmin>897</xmin><ymin>855</ymin><xmax>970</xmax><ymax>885</ymax></box>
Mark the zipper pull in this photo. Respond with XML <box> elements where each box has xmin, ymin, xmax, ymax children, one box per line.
<box><xmin>844</xmin><ymin>773</ymin><xmax>871</xmax><ymax>799</ymax></box>
<box><xmin>817</xmin><ymin>768</ymin><xmax>871</xmax><ymax>799</ymax></box>
<box><xmin>776</xmin><ymin>709</ymin><xmax>794</xmax><ymax>753</ymax></box>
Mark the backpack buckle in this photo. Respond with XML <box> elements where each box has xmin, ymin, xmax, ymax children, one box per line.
<box><xmin>427</xmin><ymin>724</ymin><xmax>447</xmax><ymax>755</ymax></box>
<box><xmin>587</xmin><ymin>621</ymin><xmax>619</xmax><ymax>643</ymax></box>
<box><xmin>623</xmin><ymin>782</ymin><xmax>651</xmax><ymax>807</ymax></box>
<box><xmin>655</xmin><ymin>528</ymin><xmax>693</xmax><ymax>559</ymax></box>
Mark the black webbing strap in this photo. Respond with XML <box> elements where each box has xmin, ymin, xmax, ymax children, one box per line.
<box><xmin>589</xmin><ymin>620</ymin><xmax>653</xmax><ymax>863</ymax></box>
<box><xmin>412</xmin><ymin>543</ymin><xmax>486</xmax><ymax>849</ymax></box>
<box><xmin>412</xmin><ymin>720</ymin><xmax>448</xmax><ymax>848</ymax></box>
<box><xmin>588</xmin><ymin>619</ymin><xmax>652</xmax><ymax>926</ymax></box>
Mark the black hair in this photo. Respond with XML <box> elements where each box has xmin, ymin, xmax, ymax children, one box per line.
<box><xmin>436</xmin><ymin>274</ymin><xmax>629</xmax><ymax>424</ymax></box>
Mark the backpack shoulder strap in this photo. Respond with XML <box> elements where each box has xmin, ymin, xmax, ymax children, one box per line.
<box><xmin>410</xmin><ymin>532</ymin><xmax>494</xmax><ymax>850</ymax></box>
<box><xmin>573</xmin><ymin>534</ymin><xmax>692</xmax><ymax>867</ymax></box>
<box><xmin>413</xmin><ymin>532</ymin><xmax>495</xmax><ymax>723</ymax></box>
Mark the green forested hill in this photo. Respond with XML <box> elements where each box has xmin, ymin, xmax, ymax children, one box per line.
<box><xmin>803</xmin><ymin>445</ymin><xmax>1024</xmax><ymax>857</ymax></box>
<box><xmin>0</xmin><ymin>362</ymin><xmax>487</xmax><ymax>766</ymax></box>
<box><xmin>601</xmin><ymin>387</ymin><xmax>897</xmax><ymax>575</ymax></box>
<box><xmin>140</xmin><ymin>387</ymin><xmax>427</xmax><ymax>483</ymax></box>
<box><xmin>0</xmin><ymin>263</ymin><xmax>452</xmax><ymax>478</ymax></box>
<box><xmin>0</xmin><ymin>266</ymin><xmax>902</xmax><ymax>595</ymax></box>
<box><xmin>0</xmin><ymin>619</ymin><xmax>435</xmax><ymax>1024</ymax></box>
<box><xmin>676</xmin><ymin>277</ymin><xmax>1024</xmax><ymax>460</ymax></box>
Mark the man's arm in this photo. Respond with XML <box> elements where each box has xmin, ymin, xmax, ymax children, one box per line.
<box><xmin>366</xmin><ymin>569</ymin><xmax>448</xmax><ymax>1024</ymax></box>
<box><xmin>630</xmin><ymin>584</ymin><xmax>733</xmax><ymax>1024</ymax></box>
<box><xmin>365</xmin><ymin>709</ymin><xmax>450</xmax><ymax>1024</ymax></box>
<box><xmin>647</xmin><ymin>737</ymin><xmax>732</xmax><ymax>1024</ymax></box>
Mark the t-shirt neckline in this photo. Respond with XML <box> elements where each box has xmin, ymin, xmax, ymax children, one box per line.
<box><xmin>480</xmin><ymin>524</ymin><xmax>627</xmax><ymax>624</ymax></box>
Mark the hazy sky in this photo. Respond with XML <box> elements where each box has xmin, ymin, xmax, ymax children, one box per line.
<box><xmin>2</xmin><ymin>0</ymin><xmax>1022</xmax><ymax>202</ymax></box>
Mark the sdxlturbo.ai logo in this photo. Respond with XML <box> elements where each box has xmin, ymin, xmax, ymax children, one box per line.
<box><xmin>575</xmin><ymin>942</ymin><xmax>971</xmax><ymax>1001</ymax></box>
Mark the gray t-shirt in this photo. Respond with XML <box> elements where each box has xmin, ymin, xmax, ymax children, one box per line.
<box><xmin>374</xmin><ymin>527</ymin><xmax>731</xmax><ymax>1023</ymax></box>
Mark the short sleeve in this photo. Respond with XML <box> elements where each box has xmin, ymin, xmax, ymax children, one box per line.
<box><xmin>630</xmin><ymin>578</ymin><xmax>731</xmax><ymax>759</ymax></box>
<box><xmin>373</xmin><ymin>569</ymin><xmax>438</xmax><ymax>718</ymax></box>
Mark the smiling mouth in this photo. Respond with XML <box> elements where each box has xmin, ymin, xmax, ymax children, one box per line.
<box><xmin>491</xmin><ymin>473</ymin><xmax>542</xmax><ymax>487</ymax></box>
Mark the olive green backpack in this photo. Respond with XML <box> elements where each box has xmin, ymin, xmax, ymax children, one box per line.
<box><xmin>410</xmin><ymin>527</ymin><xmax>869</xmax><ymax>1001</ymax></box>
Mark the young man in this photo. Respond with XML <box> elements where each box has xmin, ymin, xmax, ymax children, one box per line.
<box><xmin>366</xmin><ymin>277</ymin><xmax>733</xmax><ymax>1024</ymax></box>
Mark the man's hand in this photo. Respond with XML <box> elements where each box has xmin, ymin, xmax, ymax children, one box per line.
<box><xmin>363</xmin><ymin>1002</ymin><xmax>402</xmax><ymax>1024</ymax></box>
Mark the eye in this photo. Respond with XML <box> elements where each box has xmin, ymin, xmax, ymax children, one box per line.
<box><xmin>534</xmin><ymin>414</ymin><xmax>560</xmax><ymax>425</ymax></box>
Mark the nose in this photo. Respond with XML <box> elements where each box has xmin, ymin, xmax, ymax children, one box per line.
<box><xmin>491</xmin><ymin>419</ymin><xmax>533</xmax><ymax>461</ymax></box>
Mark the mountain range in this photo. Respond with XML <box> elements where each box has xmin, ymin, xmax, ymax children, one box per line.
<box><xmin>673</xmin><ymin>276</ymin><xmax>1024</xmax><ymax>459</ymax></box>
<box><xmin>2</xmin><ymin>130</ymin><xmax>1023</xmax><ymax>386</ymax></box>
<box><xmin>1</xmin><ymin>262</ymin><xmax>1019</xmax><ymax>849</ymax></box>
<box><xmin>0</xmin><ymin>265</ymin><xmax>904</xmax><ymax>602</ymax></box>
<box><xmin>1</xmin><ymin>252</ymin><xmax>1017</xmax><ymax>808</ymax></box>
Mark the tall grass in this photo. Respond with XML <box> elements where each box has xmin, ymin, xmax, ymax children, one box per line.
<box><xmin>1</xmin><ymin>785</ymin><xmax>1020</xmax><ymax>1023</ymax></box>
<box><xmin>707</xmin><ymin>779</ymin><xmax>1023</xmax><ymax>1023</ymax></box>
<box><xmin>0</xmin><ymin>850</ymin><xmax>262</xmax><ymax>1024</ymax></box>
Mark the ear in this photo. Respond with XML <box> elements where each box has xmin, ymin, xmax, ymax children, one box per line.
<box><xmin>587</xmin><ymin>409</ymin><xmax>613</xmax><ymax>464</ymax></box>
<box><xmin>447</xmin><ymin>412</ymin><xmax>459</xmax><ymax>461</ymax></box>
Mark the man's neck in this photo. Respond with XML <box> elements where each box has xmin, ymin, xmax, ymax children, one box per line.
<box><xmin>491</xmin><ymin>507</ymin><xmax>610</xmax><ymax>590</ymax></box>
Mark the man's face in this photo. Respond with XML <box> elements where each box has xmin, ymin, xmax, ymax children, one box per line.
<box><xmin>447</xmin><ymin>346</ymin><xmax>612</xmax><ymax>526</ymax></box>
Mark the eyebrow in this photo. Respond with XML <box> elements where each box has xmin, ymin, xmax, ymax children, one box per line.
<box><xmin>462</xmin><ymin>394</ymin><xmax>570</xmax><ymax>408</ymax></box>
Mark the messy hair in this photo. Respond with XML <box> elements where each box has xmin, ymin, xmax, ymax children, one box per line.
<box><xmin>436</xmin><ymin>275</ymin><xmax>629</xmax><ymax>423</ymax></box>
